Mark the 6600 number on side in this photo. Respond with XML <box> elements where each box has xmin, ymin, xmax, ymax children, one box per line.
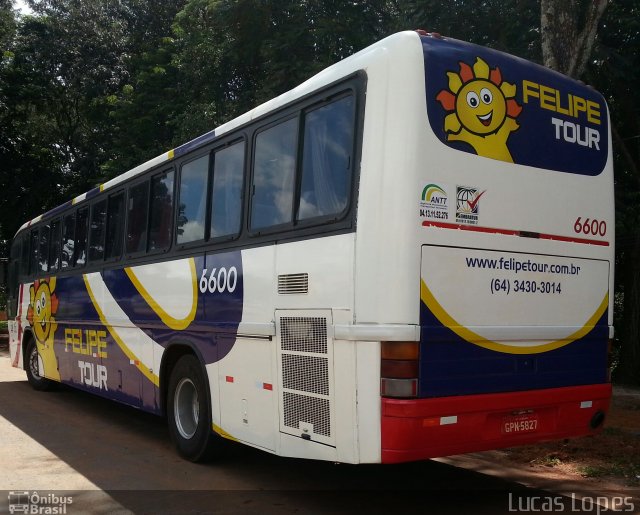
<box><xmin>199</xmin><ymin>267</ymin><xmax>238</xmax><ymax>294</ymax></box>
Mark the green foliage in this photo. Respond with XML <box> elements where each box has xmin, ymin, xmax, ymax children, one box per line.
<box><xmin>586</xmin><ymin>0</ymin><xmax>640</xmax><ymax>384</ymax></box>
<box><xmin>398</xmin><ymin>0</ymin><xmax>541</xmax><ymax>60</ymax></box>
<box><xmin>171</xmin><ymin>0</ymin><xmax>399</xmax><ymax>136</ymax></box>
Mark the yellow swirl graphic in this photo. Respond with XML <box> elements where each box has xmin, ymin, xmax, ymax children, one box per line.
<box><xmin>83</xmin><ymin>274</ymin><xmax>159</xmax><ymax>386</ymax></box>
<box><xmin>420</xmin><ymin>279</ymin><xmax>608</xmax><ymax>354</ymax></box>
<box><xmin>125</xmin><ymin>259</ymin><xmax>198</xmax><ymax>331</ymax></box>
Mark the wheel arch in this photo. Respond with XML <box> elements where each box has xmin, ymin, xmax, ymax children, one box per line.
<box><xmin>159</xmin><ymin>341</ymin><xmax>213</xmax><ymax>421</ymax></box>
<box><xmin>21</xmin><ymin>327</ymin><xmax>34</xmax><ymax>370</ymax></box>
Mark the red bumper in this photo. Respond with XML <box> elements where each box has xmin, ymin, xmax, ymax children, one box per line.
<box><xmin>381</xmin><ymin>383</ymin><xmax>611</xmax><ymax>464</ymax></box>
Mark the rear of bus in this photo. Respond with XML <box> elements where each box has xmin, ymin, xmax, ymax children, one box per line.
<box><xmin>360</xmin><ymin>33</ymin><xmax>613</xmax><ymax>463</ymax></box>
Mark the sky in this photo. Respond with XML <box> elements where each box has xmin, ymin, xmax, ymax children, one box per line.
<box><xmin>14</xmin><ymin>0</ymin><xmax>33</xmax><ymax>15</ymax></box>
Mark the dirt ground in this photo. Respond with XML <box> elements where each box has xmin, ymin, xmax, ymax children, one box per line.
<box><xmin>0</xmin><ymin>337</ymin><xmax>637</xmax><ymax>504</ymax></box>
<box><xmin>500</xmin><ymin>386</ymin><xmax>640</xmax><ymax>489</ymax></box>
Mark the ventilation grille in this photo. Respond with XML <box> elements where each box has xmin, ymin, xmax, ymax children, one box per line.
<box><xmin>282</xmin><ymin>354</ymin><xmax>329</xmax><ymax>395</ymax></box>
<box><xmin>281</xmin><ymin>317</ymin><xmax>327</xmax><ymax>354</ymax></box>
<box><xmin>280</xmin><ymin>316</ymin><xmax>331</xmax><ymax>440</ymax></box>
<box><xmin>278</xmin><ymin>273</ymin><xmax>309</xmax><ymax>294</ymax></box>
<box><xmin>283</xmin><ymin>391</ymin><xmax>331</xmax><ymax>437</ymax></box>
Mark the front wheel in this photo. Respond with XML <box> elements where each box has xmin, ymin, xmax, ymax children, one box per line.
<box><xmin>167</xmin><ymin>354</ymin><xmax>220</xmax><ymax>462</ymax></box>
<box><xmin>25</xmin><ymin>338</ymin><xmax>55</xmax><ymax>391</ymax></box>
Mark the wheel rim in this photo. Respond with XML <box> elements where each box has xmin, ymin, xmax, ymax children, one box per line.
<box><xmin>29</xmin><ymin>345</ymin><xmax>42</xmax><ymax>380</ymax></box>
<box><xmin>174</xmin><ymin>377</ymin><xmax>199</xmax><ymax>439</ymax></box>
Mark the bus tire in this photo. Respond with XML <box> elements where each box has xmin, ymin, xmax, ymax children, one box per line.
<box><xmin>25</xmin><ymin>338</ymin><xmax>55</xmax><ymax>391</ymax></box>
<box><xmin>167</xmin><ymin>354</ymin><xmax>219</xmax><ymax>462</ymax></box>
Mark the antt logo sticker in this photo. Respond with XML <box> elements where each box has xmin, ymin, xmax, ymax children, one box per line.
<box><xmin>27</xmin><ymin>278</ymin><xmax>61</xmax><ymax>381</ymax></box>
<box><xmin>436</xmin><ymin>57</ymin><xmax>522</xmax><ymax>163</ymax></box>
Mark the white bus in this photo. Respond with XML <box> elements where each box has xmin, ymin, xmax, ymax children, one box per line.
<box><xmin>5</xmin><ymin>30</ymin><xmax>613</xmax><ymax>463</ymax></box>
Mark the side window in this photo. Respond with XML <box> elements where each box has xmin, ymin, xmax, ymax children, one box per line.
<box><xmin>126</xmin><ymin>181</ymin><xmax>149</xmax><ymax>254</ymax></box>
<box><xmin>251</xmin><ymin>117</ymin><xmax>298</xmax><ymax>230</ymax></box>
<box><xmin>21</xmin><ymin>232</ymin><xmax>30</xmax><ymax>276</ymax></box>
<box><xmin>8</xmin><ymin>236</ymin><xmax>22</xmax><ymax>317</ymax></box>
<box><xmin>177</xmin><ymin>155</ymin><xmax>209</xmax><ymax>245</ymax></box>
<box><xmin>211</xmin><ymin>141</ymin><xmax>244</xmax><ymax>238</ymax></box>
<box><xmin>61</xmin><ymin>213</ymin><xmax>75</xmax><ymax>269</ymax></box>
<box><xmin>75</xmin><ymin>207</ymin><xmax>89</xmax><ymax>267</ymax></box>
<box><xmin>29</xmin><ymin>229</ymin><xmax>39</xmax><ymax>275</ymax></box>
<box><xmin>89</xmin><ymin>199</ymin><xmax>107</xmax><ymax>262</ymax></box>
<box><xmin>149</xmin><ymin>170</ymin><xmax>174</xmax><ymax>252</ymax></box>
<box><xmin>38</xmin><ymin>224</ymin><xmax>50</xmax><ymax>274</ymax></box>
<box><xmin>105</xmin><ymin>192</ymin><xmax>125</xmax><ymax>260</ymax></box>
<box><xmin>298</xmin><ymin>95</ymin><xmax>354</xmax><ymax>221</ymax></box>
<box><xmin>48</xmin><ymin>219</ymin><xmax>61</xmax><ymax>272</ymax></box>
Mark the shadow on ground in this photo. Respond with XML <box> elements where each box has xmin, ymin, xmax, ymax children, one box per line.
<box><xmin>0</xmin><ymin>355</ymin><xmax>590</xmax><ymax>514</ymax></box>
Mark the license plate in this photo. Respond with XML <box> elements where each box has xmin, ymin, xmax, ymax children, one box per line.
<box><xmin>502</xmin><ymin>413</ymin><xmax>539</xmax><ymax>434</ymax></box>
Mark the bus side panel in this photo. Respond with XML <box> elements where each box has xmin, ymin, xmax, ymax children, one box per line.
<box><xmin>53</xmin><ymin>272</ymin><xmax>158</xmax><ymax>410</ymax></box>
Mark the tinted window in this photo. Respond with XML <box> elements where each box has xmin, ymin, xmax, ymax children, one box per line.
<box><xmin>29</xmin><ymin>230</ymin><xmax>39</xmax><ymax>275</ymax></box>
<box><xmin>89</xmin><ymin>200</ymin><xmax>107</xmax><ymax>262</ymax></box>
<box><xmin>8</xmin><ymin>237</ymin><xmax>22</xmax><ymax>317</ymax></box>
<box><xmin>38</xmin><ymin>225</ymin><xmax>50</xmax><ymax>274</ymax></box>
<box><xmin>149</xmin><ymin>170</ymin><xmax>174</xmax><ymax>251</ymax></box>
<box><xmin>177</xmin><ymin>156</ymin><xmax>209</xmax><ymax>244</ymax></box>
<box><xmin>299</xmin><ymin>96</ymin><xmax>354</xmax><ymax>221</ymax></box>
<box><xmin>126</xmin><ymin>182</ymin><xmax>149</xmax><ymax>254</ymax></box>
<box><xmin>75</xmin><ymin>207</ymin><xmax>89</xmax><ymax>267</ymax></box>
<box><xmin>21</xmin><ymin>233</ymin><xmax>30</xmax><ymax>275</ymax></box>
<box><xmin>48</xmin><ymin>219</ymin><xmax>61</xmax><ymax>272</ymax></box>
<box><xmin>106</xmin><ymin>192</ymin><xmax>125</xmax><ymax>259</ymax></box>
<box><xmin>61</xmin><ymin>213</ymin><xmax>75</xmax><ymax>269</ymax></box>
<box><xmin>251</xmin><ymin>118</ymin><xmax>298</xmax><ymax>230</ymax></box>
<box><xmin>211</xmin><ymin>141</ymin><xmax>244</xmax><ymax>238</ymax></box>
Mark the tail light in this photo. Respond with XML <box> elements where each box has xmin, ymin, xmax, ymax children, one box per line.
<box><xmin>380</xmin><ymin>341</ymin><xmax>419</xmax><ymax>398</ymax></box>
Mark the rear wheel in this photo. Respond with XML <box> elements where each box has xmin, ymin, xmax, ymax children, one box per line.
<box><xmin>167</xmin><ymin>354</ymin><xmax>220</xmax><ymax>462</ymax></box>
<box><xmin>25</xmin><ymin>338</ymin><xmax>54</xmax><ymax>391</ymax></box>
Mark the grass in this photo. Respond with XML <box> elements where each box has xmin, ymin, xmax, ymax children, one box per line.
<box><xmin>0</xmin><ymin>321</ymin><xmax>7</xmax><ymax>331</ymax></box>
<box><xmin>537</xmin><ymin>454</ymin><xmax>563</xmax><ymax>467</ymax></box>
<box><xmin>579</xmin><ymin>461</ymin><xmax>640</xmax><ymax>485</ymax></box>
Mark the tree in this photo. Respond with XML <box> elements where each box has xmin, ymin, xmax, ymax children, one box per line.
<box><xmin>170</xmin><ymin>0</ymin><xmax>398</xmax><ymax>140</ymax></box>
<box><xmin>589</xmin><ymin>0</ymin><xmax>640</xmax><ymax>385</ymax></box>
<box><xmin>100</xmin><ymin>0</ymin><xmax>187</xmax><ymax>178</ymax></box>
<box><xmin>541</xmin><ymin>0</ymin><xmax>609</xmax><ymax>78</ymax></box>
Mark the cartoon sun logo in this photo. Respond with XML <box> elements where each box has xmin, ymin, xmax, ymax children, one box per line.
<box><xmin>27</xmin><ymin>278</ymin><xmax>60</xmax><ymax>381</ymax></box>
<box><xmin>436</xmin><ymin>57</ymin><xmax>522</xmax><ymax>163</ymax></box>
